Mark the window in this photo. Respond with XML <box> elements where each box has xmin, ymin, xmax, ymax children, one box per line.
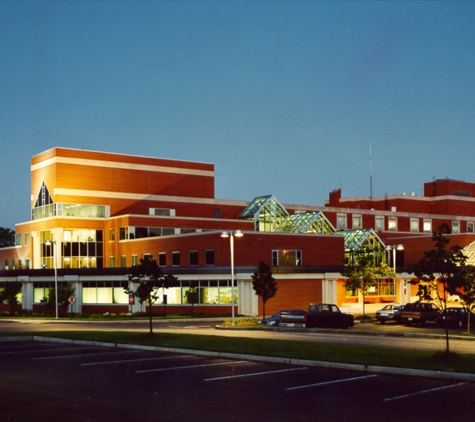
<box><xmin>131</xmin><ymin>255</ymin><xmax>138</xmax><ymax>266</ymax></box>
<box><xmin>189</xmin><ymin>250</ymin><xmax>198</xmax><ymax>266</ymax></box>
<box><xmin>337</xmin><ymin>214</ymin><xmax>347</xmax><ymax>230</ymax></box>
<box><xmin>109</xmin><ymin>256</ymin><xmax>116</xmax><ymax>268</ymax></box>
<box><xmin>25</xmin><ymin>259</ymin><xmax>30</xmax><ymax>269</ymax></box>
<box><xmin>119</xmin><ymin>227</ymin><xmax>128</xmax><ymax>240</ymax></box>
<box><xmin>375</xmin><ymin>216</ymin><xmax>384</xmax><ymax>232</ymax></box>
<box><xmin>410</xmin><ymin>218</ymin><xmax>419</xmax><ymax>232</ymax></box>
<box><xmin>452</xmin><ymin>221</ymin><xmax>460</xmax><ymax>234</ymax></box>
<box><xmin>214</xmin><ymin>208</ymin><xmax>221</xmax><ymax>218</ymax></box>
<box><xmin>172</xmin><ymin>252</ymin><xmax>180</xmax><ymax>266</ymax></box>
<box><xmin>109</xmin><ymin>229</ymin><xmax>115</xmax><ymax>241</ymax></box>
<box><xmin>468</xmin><ymin>222</ymin><xmax>474</xmax><ymax>233</ymax></box>
<box><xmin>82</xmin><ymin>281</ymin><xmax>128</xmax><ymax>304</ymax></box>
<box><xmin>388</xmin><ymin>217</ymin><xmax>397</xmax><ymax>231</ymax></box>
<box><xmin>158</xmin><ymin>252</ymin><xmax>166</xmax><ymax>266</ymax></box>
<box><xmin>25</xmin><ymin>233</ymin><xmax>30</xmax><ymax>246</ymax></box>
<box><xmin>15</xmin><ymin>234</ymin><xmax>21</xmax><ymax>246</ymax></box>
<box><xmin>205</xmin><ymin>250</ymin><xmax>215</xmax><ymax>266</ymax></box>
<box><xmin>272</xmin><ymin>250</ymin><xmax>302</xmax><ymax>266</ymax></box>
<box><xmin>120</xmin><ymin>255</ymin><xmax>126</xmax><ymax>268</ymax></box>
<box><xmin>352</xmin><ymin>215</ymin><xmax>362</xmax><ymax>229</ymax></box>
<box><xmin>423</xmin><ymin>219</ymin><xmax>432</xmax><ymax>233</ymax></box>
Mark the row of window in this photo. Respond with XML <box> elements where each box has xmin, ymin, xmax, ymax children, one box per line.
<box><xmin>109</xmin><ymin>226</ymin><xmax>212</xmax><ymax>241</ymax></box>
<box><xmin>336</xmin><ymin>214</ymin><xmax>473</xmax><ymax>234</ymax></box>
<box><xmin>30</xmin><ymin>280</ymin><xmax>237</xmax><ymax>305</ymax></box>
<box><xmin>109</xmin><ymin>249</ymin><xmax>303</xmax><ymax>268</ymax></box>
<box><xmin>3</xmin><ymin>259</ymin><xmax>30</xmax><ymax>270</ymax></box>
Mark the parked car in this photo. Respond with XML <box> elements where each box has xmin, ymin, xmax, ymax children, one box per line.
<box><xmin>259</xmin><ymin>310</ymin><xmax>298</xmax><ymax>326</ymax></box>
<box><xmin>278</xmin><ymin>309</ymin><xmax>308</xmax><ymax>327</ymax></box>
<box><xmin>306</xmin><ymin>303</ymin><xmax>354</xmax><ymax>329</ymax></box>
<box><xmin>436</xmin><ymin>307</ymin><xmax>475</xmax><ymax>328</ymax></box>
<box><xmin>400</xmin><ymin>302</ymin><xmax>440</xmax><ymax>326</ymax></box>
<box><xmin>375</xmin><ymin>304</ymin><xmax>404</xmax><ymax>324</ymax></box>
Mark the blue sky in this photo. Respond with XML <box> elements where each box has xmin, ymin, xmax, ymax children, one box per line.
<box><xmin>1</xmin><ymin>1</ymin><xmax>475</xmax><ymax>229</ymax></box>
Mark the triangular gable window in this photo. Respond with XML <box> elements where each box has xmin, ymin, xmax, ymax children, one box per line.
<box><xmin>34</xmin><ymin>182</ymin><xmax>54</xmax><ymax>208</ymax></box>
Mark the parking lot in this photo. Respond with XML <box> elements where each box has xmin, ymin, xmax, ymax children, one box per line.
<box><xmin>0</xmin><ymin>338</ymin><xmax>474</xmax><ymax>422</ymax></box>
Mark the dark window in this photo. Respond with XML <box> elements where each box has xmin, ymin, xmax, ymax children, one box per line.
<box><xmin>205</xmin><ymin>250</ymin><xmax>215</xmax><ymax>266</ymax></box>
<box><xmin>158</xmin><ymin>252</ymin><xmax>166</xmax><ymax>266</ymax></box>
<box><xmin>189</xmin><ymin>251</ymin><xmax>198</xmax><ymax>266</ymax></box>
<box><xmin>172</xmin><ymin>252</ymin><xmax>180</xmax><ymax>266</ymax></box>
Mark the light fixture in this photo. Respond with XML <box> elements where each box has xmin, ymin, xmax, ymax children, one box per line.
<box><xmin>220</xmin><ymin>230</ymin><xmax>244</xmax><ymax>325</ymax></box>
<box><xmin>45</xmin><ymin>240</ymin><xmax>59</xmax><ymax>319</ymax></box>
<box><xmin>386</xmin><ymin>244</ymin><xmax>404</xmax><ymax>304</ymax></box>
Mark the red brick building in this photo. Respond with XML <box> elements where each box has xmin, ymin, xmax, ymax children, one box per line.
<box><xmin>1</xmin><ymin>148</ymin><xmax>475</xmax><ymax>316</ymax></box>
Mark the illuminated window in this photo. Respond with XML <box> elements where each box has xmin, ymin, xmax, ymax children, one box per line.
<box><xmin>337</xmin><ymin>214</ymin><xmax>347</xmax><ymax>229</ymax></box>
<box><xmin>452</xmin><ymin>221</ymin><xmax>460</xmax><ymax>234</ymax></box>
<box><xmin>423</xmin><ymin>219</ymin><xmax>432</xmax><ymax>233</ymax></box>
<box><xmin>272</xmin><ymin>250</ymin><xmax>302</xmax><ymax>266</ymax></box>
<box><xmin>388</xmin><ymin>217</ymin><xmax>397</xmax><ymax>231</ymax></box>
<box><xmin>352</xmin><ymin>215</ymin><xmax>362</xmax><ymax>229</ymax></box>
<box><xmin>375</xmin><ymin>216</ymin><xmax>384</xmax><ymax>232</ymax></box>
<box><xmin>410</xmin><ymin>218</ymin><xmax>419</xmax><ymax>232</ymax></box>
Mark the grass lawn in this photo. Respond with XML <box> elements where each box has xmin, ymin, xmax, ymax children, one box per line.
<box><xmin>2</xmin><ymin>329</ymin><xmax>475</xmax><ymax>375</ymax></box>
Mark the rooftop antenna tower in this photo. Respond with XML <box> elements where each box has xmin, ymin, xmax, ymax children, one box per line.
<box><xmin>369</xmin><ymin>142</ymin><xmax>373</xmax><ymax>199</ymax></box>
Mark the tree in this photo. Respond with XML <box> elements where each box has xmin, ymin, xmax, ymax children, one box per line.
<box><xmin>124</xmin><ymin>256</ymin><xmax>177</xmax><ymax>334</ymax></box>
<box><xmin>184</xmin><ymin>286</ymin><xmax>199</xmax><ymax>313</ymax></box>
<box><xmin>342</xmin><ymin>248</ymin><xmax>395</xmax><ymax>318</ymax></box>
<box><xmin>413</xmin><ymin>223</ymin><xmax>467</xmax><ymax>356</ymax></box>
<box><xmin>0</xmin><ymin>281</ymin><xmax>23</xmax><ymax>314</ymax></box>
<box><xmin>0</xmin><ymin>227</ymin><xmax>15</xmax><ymax>248</ymax></box>
<box><xmin>251</xmin><ymin>261</ymin><xmax>277</xmax><ymax>322</ymax></box>
<box><xmin>40</xmin><ymin>282</ymin><xmax>76</xmax><ymax>314</ymax></box>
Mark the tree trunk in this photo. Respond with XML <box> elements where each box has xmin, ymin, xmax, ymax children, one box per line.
<box><xmin>148</xmin><ymin>298</ymin><xmax>153</xmax><ymax>335</ymax></box>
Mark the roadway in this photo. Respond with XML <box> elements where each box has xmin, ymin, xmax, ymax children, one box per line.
<box><xmin>1</xmin><ymin>318</ymin><xmax>475</xmax><ymax>355</ymax></box>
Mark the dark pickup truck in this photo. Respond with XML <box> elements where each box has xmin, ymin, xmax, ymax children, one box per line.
<box><xmin>279</xmin><ymin>303</ymin><xmax>354</xmax><ymax>329</ymax></box>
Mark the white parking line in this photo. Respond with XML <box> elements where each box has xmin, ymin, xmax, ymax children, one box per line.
<box><xmin>383</xmin><ymin>382</ymin><xmax>468</xmax><ymax>402</ymax></box>
<box><xmin>81</xmin><ymin>354</ymin><xmax>193</xmax><ymax>366</ymax></box>
<box><xmin>286</xmin><ymin>374</ymin><xmax>378</xmax><ymax>391</ymax></box>
<box><xmin>136</xmin><ymin>360</ymin><xmax>247</xmax><ymax>374</ymax></box>
<box><xmin>205</xmin><ymin>366</ymin><xmax>307</xmax><ymax>381</ymax></box>
<box><xmin>33</xmin><ymin>350</ymin><xmax>144</xmax><ymax>360</ymax></box>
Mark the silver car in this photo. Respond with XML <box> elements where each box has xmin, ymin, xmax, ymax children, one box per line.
<box><xmin>375</xmin><ymin>304</ymin><xmax>404</xmax><ymax>324</ymax></box>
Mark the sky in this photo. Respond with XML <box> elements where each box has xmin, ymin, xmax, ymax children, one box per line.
<box><xmin>1</xmin><ymin>1</ymin><xmax>475</xmax><ymax>230</ymax></box>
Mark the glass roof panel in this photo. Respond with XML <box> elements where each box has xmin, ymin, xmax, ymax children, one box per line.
<box><xmin>275</xmin><ymin>212</ymin><xmax>336</xmax><ymax>234</ymax></box>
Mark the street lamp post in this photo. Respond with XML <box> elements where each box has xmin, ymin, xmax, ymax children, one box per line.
<box><xmin>46</xmin><ymin>240</ymin><xmax>59</xmax><ymax>319</ymax></box>
<box><xmin>386</xmin><ymin>244</ymin><xmax>404</xmax><ymax>304</ymax></box>
<box><xmin>220</xmin><ymin>230</ymin><xmax>243</xmax><ymax>325</ymax></box>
